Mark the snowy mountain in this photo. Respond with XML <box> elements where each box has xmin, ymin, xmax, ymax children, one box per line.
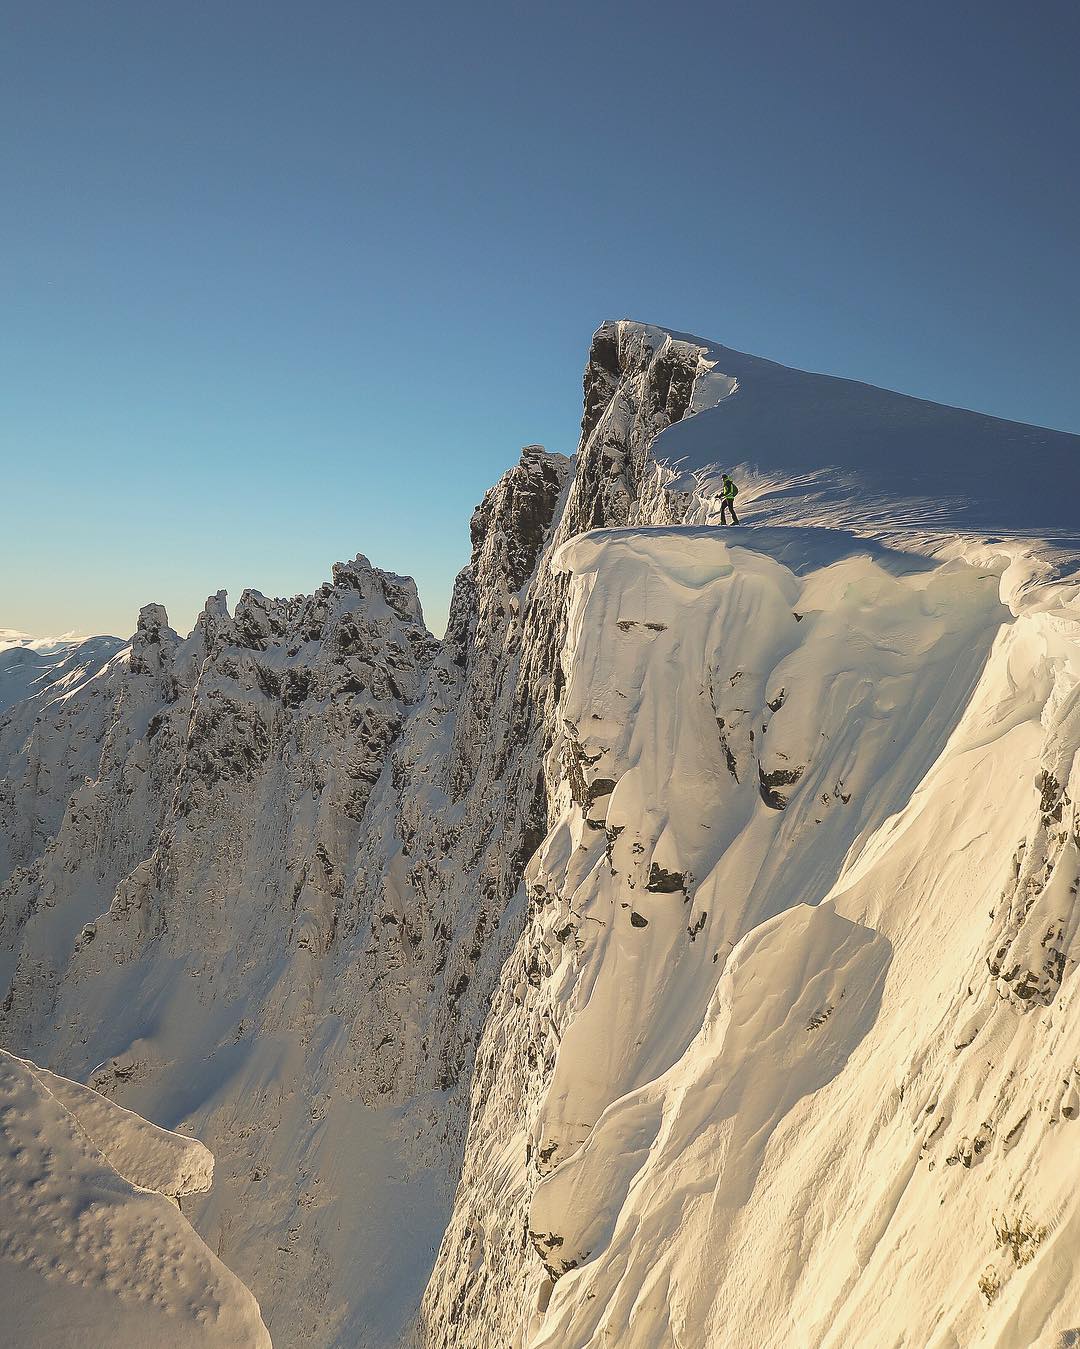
<box><xmin>0</xmin><ymin>630</ymin><xmax>125</xmax><ymax>715</ymax></box>
<box><xmin>3</xmin><ymin>320</ymin><xmax>1080</xmax><ymax>1347</ymax></box>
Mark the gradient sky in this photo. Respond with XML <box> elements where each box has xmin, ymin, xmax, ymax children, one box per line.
<box><xmin>3</xmin><ymin>0</ymin><xmax>1078</xmax><ymax>640</ymax></box>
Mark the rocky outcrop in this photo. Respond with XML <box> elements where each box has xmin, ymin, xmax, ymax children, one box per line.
<box><xmin>566</xmin><ymin>320</ymin><xmax>710</xmax><ymax>534</ymax></box>
<box><xmin>0</xmin><ymin>553</ymin><xmax>441</xmax><ymax>1342</ymax></box>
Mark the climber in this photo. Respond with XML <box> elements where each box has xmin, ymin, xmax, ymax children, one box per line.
<box><xmin>718</xmin><ymin>473</ymin><xmax>740</xmax><ymax>526</ymax></box>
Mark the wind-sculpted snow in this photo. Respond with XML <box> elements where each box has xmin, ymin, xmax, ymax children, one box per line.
<box><xmin>513</xmin><ymin>532</ymin><xmax>1080</xmax><ymax>1348</ymax></box>
<box><xmin>528</xmin><ymin>900</ymin><xmax>891</xmax><ymax>1293</ymax></box>
<box><xmin>0</xmin><ymin>1050</ymin><xmax>269</xmax><ymax>1348</ymax></box>
<box><xmin>421</xmin><ymin>324</ymin><xmax>1080</xmax><ymax>1347</ymax></box>
<box><xmin>424</xmin><ymin>520</ymin><xmax>1080</xmax><ymax>1347</ymax></box>
<box><xmin>635</xmin><ymin>323</ymin><xmax>1080</xmax><ymax>544</ymax></box>
<box><xmin>4</xmin><ymin>318</ymin><xmax>1080</xmax><ymax>1347</ymax></box>
<box><xmin>532</xmin><ymin>527</ymin><xmax>1005</xmax><ymax>1168</ymax></box>
<box><xmin>27</xmin><ymin>1058</ymin><xmax>217</xmax><ymax>1197</ymax></box>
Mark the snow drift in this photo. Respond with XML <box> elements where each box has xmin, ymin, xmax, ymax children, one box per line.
<box><xmin>0</xmin><ymin>1050</ymin><xmax>270</xmax><ymax>1347</ymax></box>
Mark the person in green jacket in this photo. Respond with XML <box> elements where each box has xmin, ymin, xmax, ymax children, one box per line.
<box><xmin>718</xmin><ymin>473</ymin><xmax>740</xmax><ymax>525</ymax></box>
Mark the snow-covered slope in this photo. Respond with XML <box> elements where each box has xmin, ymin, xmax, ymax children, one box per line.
<box><xmin>3</xmin><ymin>320</ymin><xmax>1080</xmax><ymax>1347</ymax></box>
<box><xmin>630</xmin><ymin>322</ymin><xmax>1080</xmax><ymax>547</ymax></box>
<box><xmin>0</xmin><ymin>630</ymin><xmax>125</xmax><ymax>714</ymax></box>
<box><xmin>0</xmin><ymin>1049</ymin><xmax>270</xmax><ymax>1347</ymax></box>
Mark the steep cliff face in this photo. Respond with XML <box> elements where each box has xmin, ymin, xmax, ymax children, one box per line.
<box><xmin>418</xmin><ymin>327</ymin><xmax>1080</xmax><ymax>1348</ymax></box>
<box><xmin>430</xmin><ymin>527</ymin><xmax>1080</xmax><ymax>1348</ymax></box>
<box><xmin>4</xmin><ymin>320</ymin><xmax>1080</xmax><ymax>1348</ymax></box>
<box><xmin>1</xmin><ymin>557</ymin><xmax>433</xmax><ymax>1026</ymax></box>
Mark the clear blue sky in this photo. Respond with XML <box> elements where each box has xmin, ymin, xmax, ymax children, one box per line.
<box><xmin>3</xmin><ymin>0</ymin><xmax>1077</xmax><ymax>639</ymax></box>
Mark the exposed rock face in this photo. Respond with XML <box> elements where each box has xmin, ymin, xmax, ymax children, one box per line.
<box><xmin>566</xmin><ymin>320</ymin><xmax>708</xmax><ymax>533</ymax></box>
<box><xmin>2</xmin><ymin>555</ymin><xmax>432</xmax><ymax>1012</ymax></box>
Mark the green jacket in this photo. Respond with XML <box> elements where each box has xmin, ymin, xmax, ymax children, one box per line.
<box><xmin>721</xmin><ymin>477</ymin><xmax>738</xmax><ymax>500</ymax></box>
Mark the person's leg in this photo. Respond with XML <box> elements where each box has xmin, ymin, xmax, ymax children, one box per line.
<box><xmin>730</xmin><ymin>501</ymin><xmax>740</xmax><ymax>524</ymax></box>
<box><xmin>719</xmin><ymin>500</ymin><xmax>730</xmax><ymax>525</ymax></box>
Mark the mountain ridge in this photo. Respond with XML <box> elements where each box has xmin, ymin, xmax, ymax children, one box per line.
<box><xmin>3</xmin><ymin>320</ymin><xmax>1080</xmax><ymax>1347</ymax></box>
